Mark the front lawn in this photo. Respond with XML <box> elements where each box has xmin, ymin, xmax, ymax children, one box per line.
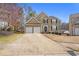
<box><xmin>0</xmin><ymin>33</ymin><xmax>23</xmax><ymax>43</ymax></box>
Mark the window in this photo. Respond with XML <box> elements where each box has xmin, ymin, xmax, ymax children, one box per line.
<box><xmin>51</xmin><ymin>26</ymin><xmax>52</xmax><ymax>30</ymax></box>
<box><xmin>52</xmin><ymin>25</ymin><xmax>56</xmax><ymax>30</ymax></box>
<box><xmin>56</xmin><ymin>19</ymin><xmax>57</xmax><ymax>23</ymax></box>
<box><xmin>75</xmin><ymin>20</ymin><xmax>79</xmax><ymax>24</ymax></box>
<box><xmin>0</xmin><ymin>21</ymin><xmax>8</xmax><ymax>29</ymax></box>
<box><xmin>74</xmin><ymin>18</ymin><xmax>79</xmax><ymax>25</ymax></box>
<box><xmin>52</xmin><ymin>19</ymin><xmax>56</xmax><ymax>21</ymax></box>
<box><xmin>43</xmin><ymin>19</ymin><xmax>48</xmax><ymax>24</ymax></box>
<box><xmin>51</xmin><ymin>19</ymin><xmax>52</xmax><ymax>23</ymax></box>
<box><xmin>43</xmin><ymin>19</ymin><xmax>45</xmax><ymax>23</ymax></box>
<box><xmin>56</xmin><ymin>26</ymin><xmax>57</xmax><ymax>30</ymax></box>
<box><xmin>47</xmin><ymin>19</ymin><xmax>48</xmax><ymax>23</ymax></box>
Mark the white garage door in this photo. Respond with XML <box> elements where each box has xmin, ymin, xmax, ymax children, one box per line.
<box><xmin>74</xmin><ymin>28</ymin><xmax>79</xmax><ymax>35</ymax></box>
<box><xmin>34</xmin><ymin>27</ymin><xmax>40</xmax><ymax>33</ymax></box>
<box><xmin>26</xmin><ymin>27</ymin><xmax>32</xmax><ymax>33</ymax></box>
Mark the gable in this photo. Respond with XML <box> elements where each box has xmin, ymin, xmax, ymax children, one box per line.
<box><xmin>39</xmin><ymin>12</ymin><xmax>48</xmax><ymax>17</ymax></box>
<box><xmin>26</xmin><ymin>17</ymin><xmax>40</xmax><ymax>24</ymax></box>
<box><xmin>36</xmin><ymin>12</ymin><xmax>48</xmax><ymax>21</ymax></box>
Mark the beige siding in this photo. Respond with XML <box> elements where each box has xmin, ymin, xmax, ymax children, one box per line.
<box><xmin>26</xmin><ymin>12</ymin><xmax>61</xmax><ymax>33</ymax></box>
<box><xmin>69</xmin><ymin>14</ymin><xmax>79</xmax><ymax>35</ymax></box>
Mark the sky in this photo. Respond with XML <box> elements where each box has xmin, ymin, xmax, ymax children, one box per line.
<box><xmin>17</xmin><ymin>3</ymin><xmax>79</xmax><ymax>23</ymax></box>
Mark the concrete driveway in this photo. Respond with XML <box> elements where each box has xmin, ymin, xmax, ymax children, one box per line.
<box><xmin>0</xmin><ymin>33</ymin><xmax>69</xmax><ymax>56</ymax></box>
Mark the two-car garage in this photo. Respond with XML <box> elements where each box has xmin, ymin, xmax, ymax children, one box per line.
<box><xmin>26</xmin><ymin>27</ymin><xmax>32</xmax><ymax>33</ymax></box>
<box><xmin>26</xmin><ymin>27</ymin><xmax>40</xmax><ymax>33</ymax></box>
<box><xmin>25</xmin><ymin>17</ymin><xmax>41</xmax><ymax>33</ymax></box>
<box><xmin>74</xmin><ymin>28</ymin><xmax>79</xmax><ymax>35</ymax></box>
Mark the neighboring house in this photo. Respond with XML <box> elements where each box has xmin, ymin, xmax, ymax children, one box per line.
<box><xmin>69</xmin><ymin>13</ymin><xmax>79</xmax><ymax>35</ymax></box>
<box><xmin>61</xmin><ymin>22</ymin><xmax>69</xmax><ymax>33</ymax></box>
<box><xmin>0</xmin><ymin>3</ymin><xmax>22</xmax><ymax>31</ymax></box>
<box><xmin>0</xmin><ymin>21</ymin><xmax>8</xmax><ymax>30</ymax></box>
<box><xmin>25</xmin><ymin>12</ymin><xmax>61</xmax><ymax>33</ymax></box>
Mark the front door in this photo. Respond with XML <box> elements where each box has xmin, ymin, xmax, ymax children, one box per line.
<box><xmin>44</xmin><ymin>26</ymin><xmax>47</xmax><ymax>32</ymax></box>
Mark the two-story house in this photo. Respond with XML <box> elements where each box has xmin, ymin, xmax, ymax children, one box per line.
<box><xmin>25</xmin><ymin>12</ymin><xmax>61</xmax><ymax>33</ymax></box>
<box><xmin>69</xmin><ymin>13</ymin><xmax>79</xmax><ymax>35</ymax></box>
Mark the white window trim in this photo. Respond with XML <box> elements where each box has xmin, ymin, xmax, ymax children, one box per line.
<box><xmin>52</xmin><ymin>25</ymin><xmax>56</xmax><ymax>31</ymax></box>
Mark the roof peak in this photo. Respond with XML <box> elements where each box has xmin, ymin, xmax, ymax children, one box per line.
<box><xmin>38</xmin><ymin>12</ymin><xmax>48</xmax><ymax>17</ymax></box>
<box><xmin>40</xmin><ymin>11</ymin><xmax>46</xmax><ymax>14</ymax></box>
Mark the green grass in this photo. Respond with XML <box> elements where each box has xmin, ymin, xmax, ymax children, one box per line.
<box><xmin>0</xmin><ymin>33</ymin><xmax>23</xmax><ymax>43</ymax></box>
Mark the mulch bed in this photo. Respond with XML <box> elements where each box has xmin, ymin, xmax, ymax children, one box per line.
<box><xmin>0</xmin><ymin>31</ymin><xmax>13</xmax><ymax>36</ymax></box>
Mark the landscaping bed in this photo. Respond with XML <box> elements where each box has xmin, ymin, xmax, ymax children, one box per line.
<box><xmin>44</xmin><ymin>34</ymin><xmax>79</xmax><ymax>44</ymax></box>
<box><xmin>0</xmin><ymin>31</ymin><xmax>13</xmax><ymax>36</ymax></box>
